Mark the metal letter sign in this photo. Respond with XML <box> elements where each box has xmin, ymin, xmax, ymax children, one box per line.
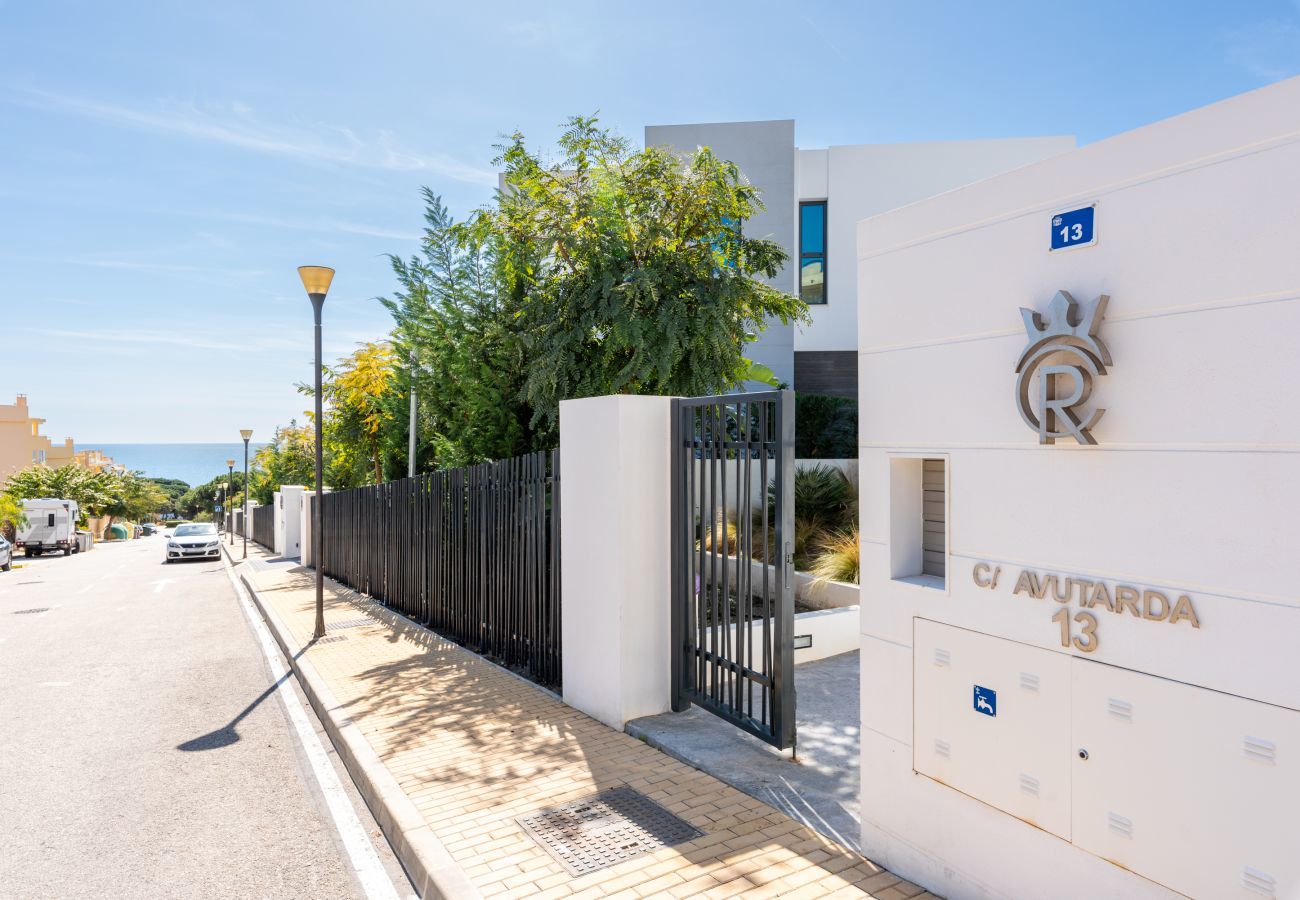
<box><xmin>1015</xmin><ymin>290</ymin><xmax>1111</xmax><ymax>445</ymax></box>
<box><xmin>1050</xmin><ymin>205</ymin><xmax>1095</xmax><ymax>251</ymax></box>
<box><xmin>973</xmin><ymin>685</ymin><xmax>997</xmax><ymax>717</ymax></box>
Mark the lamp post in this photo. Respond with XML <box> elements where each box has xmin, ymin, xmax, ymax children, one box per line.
<box><xmin>408</xmin><ymin>350</ymin><xmax>417</xmax><ymax>479</ymax></box>
<box><xmin>226</xmin><ymin>459</ymin><xmax>235</xmax><ymax>544</ymax></box>
<box><xmin>215</xmin><ymin>486</ymin><xmax>223</xmax><ymax>532</ymax></box>
<box><xmin>240</xmin><ymin>429</ymin><xmax>252</xmax><ymax>559</ymax></box>
<box><xmin>298</xmin><ymin>265</ymin><xmax>334</xmax><ymax>641</ymax></box>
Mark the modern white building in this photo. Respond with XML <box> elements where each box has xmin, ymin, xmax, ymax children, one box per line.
<box><xmin>646</xmin><ymin>122</ymin><xmax>1075</xmax><ymax>397</ymax></box>
<box><xmin>857</xmin><ymin>76</ymin><xmax>1300</xmax><ymax>898</ymax></box>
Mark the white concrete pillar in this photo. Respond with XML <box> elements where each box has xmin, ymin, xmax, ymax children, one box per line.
<box><xmin>279</xmin><ymin>485</ymin><xmax>305</xmax><ymax>559</ymax></box>
<box><xmin>272</xmin><ymin>491</ymin><xmax>283</xmax><ymax>555</ymax></box>
<box><xmin>301</xmin><ymin>492</ymin><xmax>315</xmax><ymax>568</ymax></box>
<box><xmin>559</xmin><ymin>395</ymin><xmax>673</xmax><ymax>730</ymax></box>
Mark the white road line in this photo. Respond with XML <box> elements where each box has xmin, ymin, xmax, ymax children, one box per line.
<box><xmin>221</xmin><ymin>559</ymin><xmax>401</xmax><ymax>900</ymax></box>
<box><xmin>77</xmin><ymin>585</ymin><xmax>94</xmax><ymax>595</ymax></box>
<box><xmin>151</xmin><ymin>578</ymin><xmax>174</xmax><ymax>594</ymax></box>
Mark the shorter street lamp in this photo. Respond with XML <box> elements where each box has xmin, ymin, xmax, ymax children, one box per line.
<box><xmin>240</xmin><ymin>429</ymin><xmax>252</xmax><ymax>559</ymax></box>
<box><xmin>215</xmin><ymin>487</ymin><xmax>223</xmax><ymax>532</ymax></box>
<box><xmin>226</xmin><ymin>458</ymin><xmax>235</xmax><ymax>544</ymax></box>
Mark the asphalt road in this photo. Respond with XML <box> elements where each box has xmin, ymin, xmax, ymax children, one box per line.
<box><xmin>0</xmin><ymin>535</ymin><xmax>415</xmax><ymax>899</ymax></box>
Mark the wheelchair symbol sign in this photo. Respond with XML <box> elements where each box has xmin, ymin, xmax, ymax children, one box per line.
<box><xmin>973</xmin><ymin>686</ymin><xmax>997</xmax><ymax>717</ymax></box>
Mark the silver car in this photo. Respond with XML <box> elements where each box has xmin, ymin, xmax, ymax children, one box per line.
<box><xmin>0</xmin><ymin>535</ymin><xmax>11</xmax><ymax>571</ymax></box>
<box><xmin>165</xmin><ymin>523</ymin><xmax>221</xmax><ymax>563</ymax></box>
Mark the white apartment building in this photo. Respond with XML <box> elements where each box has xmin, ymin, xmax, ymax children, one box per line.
<box><xmin>646</xmin><ymin>122</ymin><xmax>1075</xmax><ymax>397</ymax></box>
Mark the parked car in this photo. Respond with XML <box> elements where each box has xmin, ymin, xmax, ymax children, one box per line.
<box><xmin>0</xmin><ymin>535</ymin><xmax>12</xmax><ymax>571</ymax></box>
<box><xmin>141</xmin><ymin>523</ymin><xmax>158</xmax><ymax>536</ymax></box>
<box><xmin>14</xmin><ymin>498</ymin><xmax>80</xmax><ymax>557</ymax></box>
<box><xmin>165</xmin><ymin>523</ymin><xmax>221</xmax><ymax>562</ymax></box>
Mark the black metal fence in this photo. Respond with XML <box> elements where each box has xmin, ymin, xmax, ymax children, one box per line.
<box><xmin>252</xmin><ymin>504</ymin><xmax>274</xmax><ymax>550</ymax></box>
<box><xmin>671</xmin><ymin>390</ymin><xmax>796</xmax><ymax>750</ymax></box>
<box><xmin>320</xmin><ymin>450</ymin><xmax>562</xmax><ymax>689</ymax></box>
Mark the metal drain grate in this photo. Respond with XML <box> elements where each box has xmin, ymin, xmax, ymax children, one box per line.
<box><xmin>12</xmin><ymin>608</ymin><xmax>50</xmax><ymax>615</ymax></box>
<box><xmin>315</xmin><ymin>634</ymin><xmax>348</xmax><ymax>644</ymax></box>
<box><xmin>517</xmin><ymin>787</ymin><xmax>703</xmax><ymax>876</ymax></box>
<box><xmin>325</xmin><ymin>617</ymin><xmax>374</xmax><ymax>632</ymax></box>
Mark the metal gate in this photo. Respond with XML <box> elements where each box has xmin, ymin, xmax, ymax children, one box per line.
<box><xmin>670</xmin><ymin>390</ymin><xmax>796</xmax><ymax>749</ymax></box>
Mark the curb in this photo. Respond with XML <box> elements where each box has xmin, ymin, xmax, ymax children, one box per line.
<box><xmin>225</xmin><ymin>547</ymin><xmax>481</xmax><ymax>900</ymax></box>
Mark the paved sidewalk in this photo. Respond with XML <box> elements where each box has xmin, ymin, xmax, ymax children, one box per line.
<box><xmin>236</xmin><ymin>546</ymin><xmax>931</xmax><ymax>900</ymax></box>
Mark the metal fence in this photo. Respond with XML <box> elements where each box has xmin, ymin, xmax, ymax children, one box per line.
<box><xmin>670</xmin><ymin>390</ymin><xmax>796</xmax><ymax>750</ymax></box>
<box><xmin>320</xmin><ymin>450</ymin><xmax>562</xmax><ymax>689</ymax></box>
<box><xmin>252</xmin><ymin>504</ymin><xmax>274</xmax><ymax>550</ymax></box>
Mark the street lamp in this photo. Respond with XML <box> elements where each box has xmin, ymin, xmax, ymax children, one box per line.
<box><xmin>298</xmin><ymin>264</ymin><xmax>333</xmax><ymax>641</ymax></box>
<box><xmin>215</xmin><ymin>486</ymin><xmax>223</xmax><ymax>532</ymax></box>
<box><xmin>226</xmin><ymin>459</ymin><xmax>235</xmax><ymax>544</ymax></box>
<box><xmin>240</xmin><ymin>429</ymin><xmax>252</xmax><ymax>559</ymax></box>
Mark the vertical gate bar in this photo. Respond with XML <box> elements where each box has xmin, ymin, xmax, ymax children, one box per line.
<box><xmin>670</xmin><ymin>398</ymin><xmax>686</xmax><ymax>711</ymax></box>
<box><xmin>759</xmin><ymin>399</ymin><xmax>770</xmax><ymax>728</ymax></box>
<box><xmin>740</xmin><ymin>399</ymin><xmax>753</xmax><ymax>720</ymax></box>
<box><xmin>772</xmin><ymin>390</ymin><xmax>796</xmax><ymax>749</ymax></box>
<box><xmin>720</xmin><ymin>399</ymin><xmax>732</xmax><ymax>714</ymax></box>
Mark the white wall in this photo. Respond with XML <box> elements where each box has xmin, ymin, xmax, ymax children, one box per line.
<box><xmin>559</xmin><ymin>395</ymin><xmax>673</xmax><ymax>729</ymax></box>
<box><xmin>857</xmin><ymin>77</ymin><xmax>1300</xmax><ymax>899</ymax></box>
<box><xmin>796</xmin><ymin>136</ymin><xmax>1075</xmax><ymax>354</ymax></box>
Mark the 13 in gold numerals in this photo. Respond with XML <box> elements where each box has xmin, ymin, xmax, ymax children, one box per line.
<box><xmin>1052</xmin><ymin>608</ymin><xmax>1099</xmax><ymax>652</ymax></box>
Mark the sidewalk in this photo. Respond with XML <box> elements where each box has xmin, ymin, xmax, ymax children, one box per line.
<box><xmin>232</xmin><ymin>545</ymin><xmax>931</xmax><ymax>900</ymax></box>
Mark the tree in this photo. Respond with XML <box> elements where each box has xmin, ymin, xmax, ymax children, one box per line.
<box><xmin>461</xmin><ymin>116</ymin><xmax>808</xmax><ymax>438</ymax></box>
<box><xmin>381</xmin><ymin>190</ymin><xmax>534</xmax><ymax>469</ymax></box>
<box><xmin>4</xmin><ymin>465</ymin><xmax>116</xmax><ymax>525</ymax></box>
<box><xmin>146</xmin><ymin>478</ymin><xmax>190</xmax><ymax>518</ymax></box>
<box><xmin>303</xmin><ymin>342</ymin><xmax>401</xmax><ymax>487</ymax></box>
<box><xmin>177</xmin><ymin>472</ymin><xmax>248</xmax><ymax>520</ymax></box>
<box><xmin>0</xmin><ymin>492</ymin><xmax>27</xmax><ymax>541</ymax></box>
<box><xmin>249</xmin><ymin>422</ymin><xmax>315</xmax><ymax>504</ymax></box>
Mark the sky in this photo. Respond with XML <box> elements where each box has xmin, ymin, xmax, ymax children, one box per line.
<box><xmin>1</xmin><ymin>1</ymin><xmax>1298</xmax><ymax>442</ymax></box>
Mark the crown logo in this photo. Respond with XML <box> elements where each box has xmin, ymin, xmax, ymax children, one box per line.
<box><xmin>1014</xmin><ymin>291</ymin><xmax>1112</xmax><ymax>445</ymax></box>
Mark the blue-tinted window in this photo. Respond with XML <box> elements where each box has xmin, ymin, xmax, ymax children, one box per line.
<box><xmin>800</xmin><ymin>201</ymin><xmax>826</xmax><ymax>304</ymax></box>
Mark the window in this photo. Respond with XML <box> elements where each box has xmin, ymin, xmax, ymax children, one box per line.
<box><xmin>800</xmin><ymin>201</ymin><xmax>826</xmax><ymax>304</ymax></box>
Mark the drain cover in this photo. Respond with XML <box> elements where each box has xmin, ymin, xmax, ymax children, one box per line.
<box><xmin>325</xmin><ymin>617</ymin><xmax>373</xmax><ymax>632</ymax></box>
<box><xmin>12</xmin><ymin>608</ymin><xmax>50</xmax><ymax>615</ymax></box>
<box><xmin>315</xmin><ymin>634</ymin><xmax>348</xmax><ymax>644</ymax></box>
<box><xmin>517</xmin><ymin>787</ymin><xmax>703</xmax><ymax>876</ymax></box>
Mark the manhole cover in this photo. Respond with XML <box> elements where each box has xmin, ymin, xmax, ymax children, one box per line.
<box><xmin>12</xmin><ymin>608</ymin><xmax>50</xmax><ymax>615</ymax></box>
<box><xmin>517</xmin><ymin>786</ymin><xmax>703</xmax><ymax>876</ymax></box>
<box><xmin>315</xmin><ymin>634</ymin><xmax>347</xmax><ymax>644</ymax></box>
<box><xmin>325</xmin><ymin>617</ymin><xmax>373</xmax><ymax>632</ymax></box>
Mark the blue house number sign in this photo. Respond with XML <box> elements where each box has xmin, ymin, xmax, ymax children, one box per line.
<box><xmin>973</xmin><ymin>685</ymin><xmax>997</xmax><ymax>717</ymax></box>
<box><xmin>1050</xmin><ymin>205</ymin><xmax>1096</xmax><ymax>251</ymax></box>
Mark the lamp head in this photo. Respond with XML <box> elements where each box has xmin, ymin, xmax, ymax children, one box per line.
<box><xmin>226</xmin><ymin>459</ymin><xmax>235</xmax><ymax>469</ymax></box>
<box><xmin>297</xmin><ymin>265</ymin><xmax>335</xmax><ymax>300</ymax></box>
<box><xmin>240</xmin><ymin>429</ymin><xmax>253</xmax><ymax>441</ymax></box>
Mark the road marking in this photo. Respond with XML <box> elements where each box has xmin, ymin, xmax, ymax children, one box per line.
<box><xmin>221</xmin><ymin>559</ymin><xmax>401</xmax><ymax>900</ymax></box>
<box><xmin>77</xmin><ymin>585</ymin><xmax>94</xmax><ymax>595</ymax></box>
<box><xmin>151</xmin><ymin>578</ymin><xmax>174</xmax><ymax>594</ymax></box>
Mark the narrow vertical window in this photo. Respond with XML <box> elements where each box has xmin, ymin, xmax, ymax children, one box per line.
<box><xmin>800</xmin><ymin>200</ymin><xmax>826</xmax><ymax>304</ymax></box>
<box><xmin>921</xmin><ymin>459</ymin><xmax>946</xmax><ymax>580</ymax></box>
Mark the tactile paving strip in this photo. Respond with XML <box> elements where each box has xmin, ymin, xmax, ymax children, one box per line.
<box><xmin>516</xmin><ymin>786</ymin><xmax>703</xmax><ymax>876</ymax></box>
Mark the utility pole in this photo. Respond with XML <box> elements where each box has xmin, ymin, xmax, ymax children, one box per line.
<box><xmin>408</xmin><ymin>350</ymin><xmax>417</xmax><ymax>479</ymax></box>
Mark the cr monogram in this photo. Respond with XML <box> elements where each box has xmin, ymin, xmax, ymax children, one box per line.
<box><xmin>1014</xmin><ymin>291</ymin><xmax>1111</xmax><ymax>445</ymax></box>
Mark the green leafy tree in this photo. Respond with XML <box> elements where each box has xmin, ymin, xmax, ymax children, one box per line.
<box><xmin>145</xmin><ymin>478</ymin><xmax>190</xmax><ymax>518</ymax></box>
<box><xmin>381</xmin><ymin>190</ymin><xmax>534</xmax><ymax>469</ymax></box>
<box><xmin>0</xmin><ymin>492</ymin><xmax>28</xmax><ymax>541</ymax></box>
<box><xmin>4</xmin><ymin>465</ymin><xmax>117</xmax><ymax>525</ymax></box>
<box><xmin>460</xmin><ymin>116</ymin><xmax>808</xmax><ymax>438</ymax></box>
<box><xmin>249</xmin><ymin>422</ymin><xmax>315</xmax><ymax>504</ymax></box>
<box><xmin>177</xmin><ymin>472</ymin><xmax>248</xmax><ymax>519</ymax></box>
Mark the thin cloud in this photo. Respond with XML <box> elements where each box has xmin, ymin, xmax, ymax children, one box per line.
<box><xmin>24</xmin><ymin>326</ymin><xmax>299</xmax><ymax>353</ymax></box>
<box><xmin>3</xmin><ymin>86</ymin><xmax>497</xmax><ymax>185</ymax></box>
<box><xmin>1224</xmin><ymin>19</ymin><xmax>1300</xmax><ymax>81</ymax></box>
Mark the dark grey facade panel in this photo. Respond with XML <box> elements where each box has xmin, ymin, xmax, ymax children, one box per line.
<box><xmin>793</xmin><ymin>351</ymin><xmax>857</xmax><ymax>399</ymax></box>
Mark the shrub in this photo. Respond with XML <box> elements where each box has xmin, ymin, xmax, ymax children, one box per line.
<box><xmin>808</xmin><ymin>527</ymin><xmax>860</xmax><ymax>586</ymax></box>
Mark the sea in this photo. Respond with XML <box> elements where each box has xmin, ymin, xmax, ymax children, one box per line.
<box><xmin>86</xmin><ymin>443</ymin><xmax>269</xmax><ymax>489</ymax></box>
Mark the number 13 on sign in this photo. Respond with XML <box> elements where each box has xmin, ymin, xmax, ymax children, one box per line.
<box><xmin>1049</xmin><ymin>205</ymin><xmax>1096</xmax><ymax>251</ymax></box>
<box><xmin>1053</xmin><ymin>608</ymin><xmax>1099</xmax><ymax>652</ymax></box>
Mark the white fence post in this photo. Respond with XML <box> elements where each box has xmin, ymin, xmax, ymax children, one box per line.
<box><xmin>279</xmin><ymin>485</ymin><xmax>304</xmax><ymax>559</ymax></box>
<box><xmin>559</xmin><ymin>395</ymin><xmax>673</xmax><ymax>730</ymax></box>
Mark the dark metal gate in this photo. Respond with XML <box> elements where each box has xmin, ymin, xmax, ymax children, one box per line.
<box><xmin>252</xmin><ymin>504</ymin><xmax>274</xmax><ymax>550</ymax></box>
<box><xmin>670</xmin><ymin>390</ymin><xmax>796</xmax><ymax>749</ymax></box>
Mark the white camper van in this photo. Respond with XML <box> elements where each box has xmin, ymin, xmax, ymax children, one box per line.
<box><xmin>15</xmin><ymin>498</ymin><xmax>80</xmax><ymax>557</ymax></box>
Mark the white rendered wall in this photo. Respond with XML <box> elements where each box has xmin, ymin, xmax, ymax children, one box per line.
<box><xmin>279</xmin><ymin>485</ymin><xmax>304</xmax><ymax>559</ymax></box>
<box><xmin>856</xmin><ymin>77</ymin><xmax>1300</xmax><ymax>899</ymax></box>
<box><xmin>796</xmin><ymin>136</ymin><xmax>1075</xmax><ymax>355</ymax></box>
<box><xmin>559</xmin><ymin>395</ymin><xmax>673</xmax><ymax>729</ymax></box>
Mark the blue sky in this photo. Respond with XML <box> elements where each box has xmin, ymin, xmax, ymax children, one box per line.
<box><xmin>2</xmin><ymin>0</ymin><xmax>1298</xmax><ymax>442</ymax></box>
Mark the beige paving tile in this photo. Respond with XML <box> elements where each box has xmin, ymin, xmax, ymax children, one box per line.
<box><xmin>241</xmin><ymin>550</ymin><xmax>915</xmax><ymax>899</ymax></box>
